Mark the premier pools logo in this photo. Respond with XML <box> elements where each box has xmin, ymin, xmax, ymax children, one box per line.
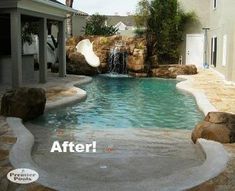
<box><xmin>7</xmin><ymin>168</ymin><xmax>39</xmax><ymax>184</ymax></box>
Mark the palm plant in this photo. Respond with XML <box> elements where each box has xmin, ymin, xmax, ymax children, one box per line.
<box><xmin>66</xmin><ymin>0</ymin><xmax>74</xmax><ymax>37</ymax></box>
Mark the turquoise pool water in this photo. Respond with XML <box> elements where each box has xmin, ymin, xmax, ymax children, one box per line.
<box><xmin>34</xmin><ymin>76</ymin><xmax>203</xmax><ymax>129</ymax></box>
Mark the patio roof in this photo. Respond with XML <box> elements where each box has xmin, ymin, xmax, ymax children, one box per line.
<box><xmin>32</xmin><ymin>0</ymin><xmax>77</xmax><ymax>14</ymax></box>
<box><xmin>0</xmin><ymin>0</ymin><xmax>77</xmax><ymax>19</ymax></box>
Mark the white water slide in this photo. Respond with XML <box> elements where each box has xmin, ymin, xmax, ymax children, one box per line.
<box><xmin>76</xmin><ymin>39</ymin><xmax>100</xmax><ymax>67</ymax></box>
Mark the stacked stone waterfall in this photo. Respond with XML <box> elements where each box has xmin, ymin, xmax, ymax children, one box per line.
<box><xmin>66</xmin><ymin>35</ymin><xmax>148</xmax><ymax>76</ymax></box>
<box><xmin>65</xmin><ymin>35</ymin><xmax>197</xmax><ymax>78</ymax></box>
<box><xmin>109</xmin><ymin>41</ymin><xmax>128</xmax><ymax>74</ymax></box>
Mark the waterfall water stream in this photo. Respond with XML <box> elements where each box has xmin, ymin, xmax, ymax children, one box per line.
<box><xmin>108</xmin><ymin>41</ymin><xmax>128</xmax><ymax>74</ymax></box>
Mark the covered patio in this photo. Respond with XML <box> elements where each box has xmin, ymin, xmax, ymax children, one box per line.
<box><xmin>0</xmin><ymin>0</ymin><xmax>76</xmax><ymax>88</ymax></box>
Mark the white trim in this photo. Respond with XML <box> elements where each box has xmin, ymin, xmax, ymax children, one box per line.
<box><xmin>32</xmin><ymin>0</ymin><xmax>78</xmax><ymax>13</ymax></box>
<box><xmin>213</xmin><ymin>0</ymin><xmax>217</xmax><ymax>10</ymax></box>
<box><xmin>210</xmin><ymin>67</ymin><xmax>235</xmax><ymax>86</ymax></box>
<box><xmin>211</xmin><ymin>36</ymin><xmax>217</xmax><ymax>67</ymax></box>
<box><xmin>209</xmin><ymin>67</ymin><xmax>225</xmax><ymax>80</ymax></box>
<box><xmin>222</xmin><ymin>35</ymin><xmax>227</xmax><ymax>67</ymax></box>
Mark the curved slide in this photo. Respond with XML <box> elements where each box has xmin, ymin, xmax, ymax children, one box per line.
<box><xmin>76</xmin><ymin>39</ymin><xmax>100</xmax><ymax>67</ymax></box>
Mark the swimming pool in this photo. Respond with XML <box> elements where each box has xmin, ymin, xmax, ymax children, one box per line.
<box><xmin>27</xmin><ymin>76</ymin><xmax>206</xmax><ymax>190</ymax></box>
<box><xmin>33</xmin><ymin>76</ymin><xmax>203</xmax><ymax>129</ymax></box>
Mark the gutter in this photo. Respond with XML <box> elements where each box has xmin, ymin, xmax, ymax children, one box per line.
<box><xmin>32</xmin><ymin>0</ymin><xmax>78</xmax><ymax>13</ymax></box>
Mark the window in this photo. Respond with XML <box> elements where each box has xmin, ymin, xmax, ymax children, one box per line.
<box><xmin>211</xmin><ymin>36</ymin><xmax>217</xmax><ymax>67</ymax></box>
<box><xmin>213</xmin><ymin>0</ymin><xmax>217</xmax><ymax>9</ymax></box>
<box><xmin>222</xmin><ymin>35</ymin><xmax>227</xmax><ymax>66</ymax></box>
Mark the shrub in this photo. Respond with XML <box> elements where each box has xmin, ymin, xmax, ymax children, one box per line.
<box><xmin>84</xmin><ymin>14</ymin><xmax>118</xmax><ymax>36</ymax></box>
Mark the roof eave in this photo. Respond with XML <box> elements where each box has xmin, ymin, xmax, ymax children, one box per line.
<box><xmin>32</xmin><ymin>0</ymin><xmax>78</xmax><ymax>13</ymax></box>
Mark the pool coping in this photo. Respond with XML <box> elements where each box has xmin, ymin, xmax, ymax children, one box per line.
<box><xmin>176</xmin><ymin>75</ymin><xmax>217</xmax><ymax>116</ymax></box>
<box><xmin>7</xmin><ymin>74</ymin><xmax>229</xmax><ymax>191</ymax></box>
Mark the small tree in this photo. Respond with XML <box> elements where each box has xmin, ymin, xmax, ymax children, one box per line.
<box><xmin>84</xmin><ymin>14</ymin><xmax>118</xmax><ymax>36</ymax></box>
<box><xmin>135</xmin><ymin>0</ymin><xmax>197</xmax><ymax>64</ymax></box>
<box><xmin>134</xmin><ymin>0</ymin><xmax>150</xmax><ymax>28</ymax></box>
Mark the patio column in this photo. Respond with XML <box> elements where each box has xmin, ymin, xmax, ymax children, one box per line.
<box><xmin>58</xmin><ymin>20</ymin><xmax>66</xmax><ymax>77</ymax></box>
<box><xmin>38</xmin><ymin>17</ymin><xmax>47</xmax><ymax>83</ymax></box>
<box><xmin>11</xmin><ymin>10</ymin><xmax>22</xmax><ymax>88</ymax></box>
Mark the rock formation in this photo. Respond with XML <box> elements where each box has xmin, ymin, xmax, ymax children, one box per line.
<box><xmin>66</xmin><ymin>35</ymin><xmax>199</xmax><ymax>78</ymax></box>
<box><xmin>151</xmin><ymin>65</ymin><xmax>197</xmax><ymax>78</ymax></box>
<box><xmin>1</xmin><ymin>88</ymin><xmax>46</xmax><ymax>121</ymax></box>
<box><xmin>66</xmin><ymin>35</ymin><xmax>148</xmax><ymax>76</ymax></box>
<box><xmin>192</xmin><ymin>112</ymin><xmax>235</xmax><ymax>144</ymax></box>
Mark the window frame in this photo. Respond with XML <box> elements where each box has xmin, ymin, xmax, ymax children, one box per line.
<box><xmin>222</xmin><ymin>34</ymin><xmax>227</xmax><ymax>67</ymax></box>
<box><xmin>213</xmin><ymin>0</ymin><xmax>217</xmax><ymax>9</ymax></box>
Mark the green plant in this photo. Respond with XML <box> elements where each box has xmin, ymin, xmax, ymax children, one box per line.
<box><xmin>134</xmin><ymin>28</ymin><xmax>146</xmax><ymax>37</ymax></box>
<box><xmin>21</xmin><ymin>22</ymin><xmax>39</xmax><ymax>44</ymax></box>
<box><xmin>135</xmin><ymin>41</ymin><xmax>145</xmax><ymax>50</ymax></box>
<box><xmin>99</xmin><ymin>37</ymin><xmax>110</xmax><ymax>45</ymax></box>
<box><xmin>84</xmin><ymin>14</ymin><xmax>118</xmax><ymax>36</ymax></box>
<box><xmin>134</xmin><ymin>0</ymin><xmax>150</xmax><ymax>28</ymax></box>
<box><xmin>135</xmin><ymin>0</ymin><xmax>197</xmax><ymax>64</ymax></box>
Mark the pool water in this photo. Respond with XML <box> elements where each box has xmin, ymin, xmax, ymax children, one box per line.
<box><xmin>28</xmin><ymin>76</ymin><xmax>205</xmax><ymax>190</ymax></box>
<box><xmin>34</xmin><ymin>76</ymin><xmax>203</xmax><ymax>129</ymax></box>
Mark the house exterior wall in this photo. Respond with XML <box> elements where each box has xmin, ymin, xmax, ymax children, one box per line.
<box><xmin>72</xmin><ymin>14</ymin><xmax>87</xmax><ymax>37</ymax></box>
<box><xmin>180</xmin><ymin>0</ymin><xmax>235</xmax><ymax>82</ymax></box>
<box><xmin>207</xmin><ymin>0</ymin><xmax>235</xmax><ymax>81</ymax></box>
<box><xmin>179</xmin><ymin>0</ymin><xmax>210</xmax><ymax>32</ymax></box>
<box><xmin>114</xmin><ymin>22</ymin><xmax>135</xmax><ymax>37</ymax></box>
<box><xmin>115</xmin><ymin>22</ymin><xmax>127</xmax><ymax>31</ymax></box>
<box><xmin>179</xmin><ymin>0</ymin><xmax>210</xmax><ymax>65</ymax></box>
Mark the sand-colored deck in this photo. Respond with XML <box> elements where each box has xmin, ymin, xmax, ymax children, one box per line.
<box><xmin>189</xmin><ymin>69</ymin><xmax>235</xmax><ymax>114</ymax></box>
<box><xmin>183</xmin><ymin>68</ymin><xmax>235</xmax><ymax>191</ymax></box>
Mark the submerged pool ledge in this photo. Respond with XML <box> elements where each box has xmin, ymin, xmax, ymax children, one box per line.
<box><xmin>176</xmin><ymin>75</ymin><xmax>217</xmax><ymax>116</ymax></box>
<box><xmin>7</xmin><ymin>116</ymin><xmax>229</xmax><ymax>191</ymax></box>
<box><xmin>45</xmin><ymin>76</ymin><xmax>92</xmax><ymax>112</ymax></box>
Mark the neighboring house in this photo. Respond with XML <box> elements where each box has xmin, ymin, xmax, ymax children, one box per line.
<box><xmin>180</xmin><ymin>0</ymin><xmax>235</xmax><ymax>82</ymax></box>
<box><xmin>68</xmin><ymin>14</ymin><xmax>135</xmax><ymax>37</ymax></box>
<box><xmin>106</xmin><ymin>15</ymin><xmax>136</xmax><ymax>37</ymax></box>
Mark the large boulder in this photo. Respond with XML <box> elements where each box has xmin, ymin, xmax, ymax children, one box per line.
<box><xmin>151</xmin><ymin>64</ymin><xmax>197</xmax><ymax>78</ymax></box>
<box><xmin>192</xmin><ymin>112</ymin><xmax>235</xmax><ymax>144</ymax></box>
<box><xmin>128</xmin><ymin>55</ymin><xmax>145</xmax><ymax>72</ymax></box>
<box><xmin>1</xmin><ymin>88</ymin><xmax>46</xmax><ymax>121</ymax></box>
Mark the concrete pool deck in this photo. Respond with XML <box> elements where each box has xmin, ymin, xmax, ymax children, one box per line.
<box><xmin>177</xmin><ymin>68</ymin><xmax>235</xmax><ymax>190</ymax></box>
<box><xmin>0</xmin><ymin>69</ymin><xmax>234</xmax><ymax>190</ymax></box>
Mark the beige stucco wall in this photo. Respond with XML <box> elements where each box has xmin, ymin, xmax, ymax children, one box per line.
<box><xmin>72</xmin><ymin>15</ymin><xmax>88</xmax><ymax>37</ymax></box>
<box><xmin>179</xmin><ymin>0</ymin><xmax>210</xmax><ymax>65</ymax></box>
<box><xmin>179</xmin><ymin>0</ymin><xmax>235</xmax><ymax>82</ymax></box>
<box><xmin>208</xmin><ymin>0</ymin><xmax>235</xmax><ymax>81</ymax></box>
<box><xmin>179</xmin><ymin>0</ymin><xmax>210</xmax><ymax>31</ymax></box>
<box><xmin>51</xmin><ymin>15</ymin><xmax>88</xmax><ymax>38</ymax></box>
